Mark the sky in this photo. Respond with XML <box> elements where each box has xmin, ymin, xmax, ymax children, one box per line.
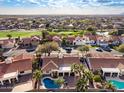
<box><xmin>0</xmin><ymin>0</ymin><xmax>124</xmax><ymax>15</ymax></box>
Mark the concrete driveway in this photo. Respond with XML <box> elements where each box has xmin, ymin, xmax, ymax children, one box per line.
<box><xmin>12</xmin><ymin>80</ymin><xmax>33</xmax><ymax>92</ymax></box>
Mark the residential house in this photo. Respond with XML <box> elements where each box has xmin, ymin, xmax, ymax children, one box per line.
<box><xmin>19</xmin><ymin>36</ymin><xmax>40</xmax><ymax>48</ymax></box>
<box><xmin>0</xmin><ymin>39</ymin><xmax>15</xmax><ymax>50</ymax></box>
<box><xmin>0</xmin><ymin>54</ymin><xmax>33</xmax><ymax>85</ymax></box>
<box><xmin>66</xmin><ymin>36</ymin><xmax>75</xmax><ymax>45</ymax></box>
<box><xmin>41</xmin><ymin>54</ymin><xmax>81</xmax><ymax>77</ymax></box>
<box><xmin>73</xmin><ymin>35</ymin><xmax>96</xmax><ymax>46</ymax></box>
<box><xmin>52</xmin><ymin>36</ymin><xmax>62</xmax><ymax>45</ymax></box>
<box><xmin>96</xmin><ymin>36</ymin><xmax>109</xmax><ymax>46</ymax></box>
<box><xmin>88</xmin><ymin>52</ymin><xmax>124</xmax><ymax>77</ymax></box>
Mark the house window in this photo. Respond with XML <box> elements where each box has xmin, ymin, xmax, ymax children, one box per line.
<box><xmin>25</xmin><ymin>44</ymin><xmax>29</xmax><ymax>46</ymax></box>
<box><xmin>20</xmin><ymin>71</ymin><xmax>24</xmax><ymax>74</ymax></box>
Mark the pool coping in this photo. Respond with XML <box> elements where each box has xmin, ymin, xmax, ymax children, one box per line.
<box><xmin>41</xmin><ymin>76</ymin><xmax>64</xmax><ymax>89</ymax></box>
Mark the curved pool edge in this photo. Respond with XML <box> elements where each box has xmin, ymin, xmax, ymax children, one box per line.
<box><xmin>41</xmin><ymin>76</ymin><xmax>63</xmax><ymax>89</ymax></box>
<box><xmin>108</xmin><ymin>79</ymin><xmax>124</xmax><ymax>90</ymax></box>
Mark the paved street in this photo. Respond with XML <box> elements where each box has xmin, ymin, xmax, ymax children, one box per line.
<box><xmin>89</xmin><ymin>47</ymin><xmax>124</xmax><ymax>56</ymax></box>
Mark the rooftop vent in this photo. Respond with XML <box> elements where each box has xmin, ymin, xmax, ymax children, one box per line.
<box><xmin>5</xmin><ymin>57</ymin><xmax>13</xmax><ymax>64</ymax></box>
<box><xmin>113</xmin><ymin>54</ymin><xmax>124</xmax><ymax>57</ymax></box>
<box><xmin>58</xmin><ymin>53</ymin><xmax>63</xmax><ymax>58</ymax></box>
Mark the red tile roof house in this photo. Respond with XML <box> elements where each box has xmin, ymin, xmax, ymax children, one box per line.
<box><xmin>66</xmin><ymin>36</ymin><xmax>75</xmax><ymax>45</ymax></box>
<box><xmin>19</xmin><ymin>36</ymin><xmax>40</xmax><ymax>48</ymax></box>
<box><xmin>107</xmin><ymin>36</ymin><xmax>121</xmax><ymax>45</ymax></box>
<box><xmin>73</xmin><ymin>35</ymin><xmax>96</xmax><ymax>46</ymax></box>
<box><xmin>41</xmin><ymin>54</ymin><xmax>81</xmax><ymax>77</ymax></box>
<box><xmin>96</xmin><ymin>36</ymin><xmax>109</xmax><ymax>46</ymax></box>
<box><xmin>88</xmin><ymin>52</ymin><xmax>124</xmax><ymax>78</ymax></box>
<box><xmin>52</xmin><ymin>36</ymin><xmax>62</xmax><ymax>45</ymax></box>
<box><xmin>0</xmin><ymin>39</ymin><xmax>15</xmax><ymax>49</ymax></box>
<box><xmin>0</xmin><ymin>54</ymin><xmax>33</xmax><ymax>85</ymax></box>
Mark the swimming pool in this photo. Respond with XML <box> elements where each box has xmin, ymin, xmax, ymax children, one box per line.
<box><xmin>42</xmin><ymin>77</ymin><xmax>61</xmax><ymax>89</ymax></box>
<box><xmin>109</xmin><ymin>80</ymin><xmax>124</xmax><ymax>90</ymax></box>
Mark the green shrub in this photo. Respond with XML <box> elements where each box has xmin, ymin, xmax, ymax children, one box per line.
<box><xmin>117</xmin><ymin>44</ymin><xmax>124</xmax><ymax>53</ymax></box>
<box><xmin>94</xmin><ymin>75</ymin><xmax>102</xmax><ymax>82</ymax></box>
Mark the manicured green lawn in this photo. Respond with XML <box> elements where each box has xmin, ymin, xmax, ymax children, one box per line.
<box><xmin>0</xmin><ymin>29</ymin><xmax>85</xmax><ymax>38</ymax></box>
<box><xmin>0</xmin><ymin>31</ymin><xmax>41</xmax><ymax>38</ymax></box>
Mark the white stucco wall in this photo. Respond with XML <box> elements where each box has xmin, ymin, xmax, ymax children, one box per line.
<box><xmin>19</xmin><ymin>70</ymin><xmax>32</xmax><ymax>75</ymax></box>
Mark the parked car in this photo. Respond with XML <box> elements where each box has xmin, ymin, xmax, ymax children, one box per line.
<box><xmin>26</xmin><ymin>48</ymin><xmax>35</xmax><ymax>52</ymax></box>
<box><xmin>101</xmin><ymin>46</ymin><xmax>112</xmax><ymax>52</ymax></box>
<box><xmin>96</xmin><ymin>47</ymin><xmax>103</xmax><ymax>52</ymax></box>
<box><xmin>65</xmin><ymin>47</ymin><xmax>72</xmax><ymax>53</ymax></box>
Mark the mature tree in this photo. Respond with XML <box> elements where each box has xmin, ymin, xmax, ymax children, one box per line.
<box><xmin>78</xmin><ymin>45</ymin><xmax>89</xmax><ymax>56</ymax></box>
<box><xmin>36</xmin><ymin>41</ymin><xmax>59</xmax><ymax>56</ymax></box>
<box><xmin>117</xmin><ymin>44</ymin><xmax>124</xmax><ymax>53</ymax></box>
<box><xmin>87</xmin><ymin>27</ymin><xmax>94</xmax><ymax>31</ymax></box>
<box><xmin>104</xmin><ymin>81</ymin><xmax>116</xmax><ymax>92</ymax></box>
<box><xmin>42</xmin><ymin>30</ymin><xmax>49</xmax><ymax>40</ymax></box>
<box><xmin>6</xmin><ymin>34</ymin><xmax>12</xmax><ymax>40</ymax></box>
<box><xmin>33</xmin><ymin>69</ymin><xmax>43</xmax><ymax>91</ymax></box>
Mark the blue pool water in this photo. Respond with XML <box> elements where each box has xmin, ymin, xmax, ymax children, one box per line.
<box><xmin>109</xmin><ymin>80</ymin><xmax>124</xmax><ymax>89</ymax></box>
<box><xmin>42</xmin><ymin>77</ymin><xmax>60</xmax><ymax>89</ymax></box>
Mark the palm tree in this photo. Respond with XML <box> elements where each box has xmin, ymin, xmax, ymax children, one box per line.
<box><xmin>33</xmin><ymin>69</ymin><xmax>43</xmax><ymax>91</ymax></box>
<box><xmin>71</xmin><ymin>63</ymin><xmax>85</xmax><ymax>78</ymax></box>
<box><xmin>76</xmin><ymin>77</ymin><xmax>88</xmax><ymax>92</ymax></box>
<box><xmin>85</xmin><ymin>70</ymin><xmax>94</xmax><ymax>87</ymax></box>
<box><xmin>54</xmin><ymin>77</ymin><xmax>65</xmax><ymax>86</ymax></box>
<box><xmin>104</xmin><ymin>81</ymin><xmax>116</xmax><ymax>92</ymax></box>
<box><xmin>71</xmin><ymin>63</ymin><xmax>95</xmax><ymax>91</ymax></box>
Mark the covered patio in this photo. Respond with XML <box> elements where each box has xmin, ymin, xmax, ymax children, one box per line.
<box><xmin>58</xmin><ymin>66</ymin><xmax>74</xmax><ymax>76</ymax></box>
<box><xmin>102</xmin><ymin>68</ymin><xmax>120</xmax><ymax>78</ymax></box>
<box><xmin>0</xmin><ymin>71</ymin><xmax>18</xmax><ymax>85</ymax></box>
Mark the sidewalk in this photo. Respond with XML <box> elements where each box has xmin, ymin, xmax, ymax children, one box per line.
<box><xmin>12</xmin><ymin>80</ymin><xmax>33</xmax><ymax>92</ymax></box>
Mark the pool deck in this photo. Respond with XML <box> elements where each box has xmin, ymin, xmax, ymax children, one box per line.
<box><xmin>119</xmin><ymin>75</ymin><xmax>124</xmax><ymax>80</ymax></box>
<box><xmin>63</xmin><ymin>75</ymin><xmax>77</xmax><ymax>89</ymax></box>
<box><xmin>106</xmin><ymin>76</ymin><xmax>124</xmax><ymax>90</ymax></box>
<box><xmin>106</xmin><ymin>77</ymin><xmax>124</xmax><ymax>82</ymax></box>
<box><xmin>40</xmin><ymin>75</ymin><xmax>78</xmax><ymax>90</ymax></box>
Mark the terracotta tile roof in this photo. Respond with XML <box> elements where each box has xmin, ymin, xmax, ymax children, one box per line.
<box><xmin>89</xmin><ymin>57</ymin><xmax>124</xmax><ymax>70</ymax></box>
<box><xmin>22</xmin><ymin>38</ymin><xmax>31</xmax><ymax>44</ymax></box>
<box><xmin>85</xmin><ymin>35</ymin><xmax>97</xmax><ymax>41</ymax></box>
<box><xmin>13</xmin><ymin>53</ymin><xmax>32</xmax><ymax>61</ymax></box>
<box><xmin>0</xmin><ymin>54</ymin><xmax>32</xmax><ymax>77</ymax></box>
<box><xmin>67</xmin><ymin>36</ymin><xmax>75</xmax><ymax>42</ymax></box>
<box><xmin>108</xmin><ymin>36</ymin><xmax>120</xmax><ymax>41</ymax></box>
<box><xmin>52</xmin><ymin>36</ymin><xmax>62</xmax><ymax>42</ymax></box>
<box><xmin>0</xmin><ymin>39</ymin><xmax>15</xmax><ymax>46</ymax></box>
<box><xmin>42</xmin><ymin>60</ymin><xmax>59</xmax><ymax>72</ymax></box>
<box><xmin>88</xmin><ymin>52</ymin><xmax>114</xmax><ymax>58</ymax></box>
<box><xmin>42</xmin><ymin>56</ymin><xmax>81</xmax><ymax>72</ymax></box>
